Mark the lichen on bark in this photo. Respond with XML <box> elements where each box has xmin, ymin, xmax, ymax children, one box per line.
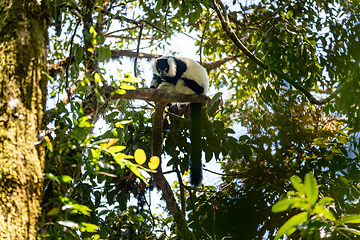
<box><xmin>0</xmin><ymin>0</ymin><xmax>48</xmax><ymax>239</ymax></box>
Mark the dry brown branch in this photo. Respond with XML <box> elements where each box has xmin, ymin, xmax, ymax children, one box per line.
<box><xmin>111</xmin><ymin>49</ymin><xmax>247</xmax><ymax>72</ymax></box>
<box><xmin>110</xmin><ymin>50</ymin><xmax>162</xmax><ymax>60</ymax></box>
<box><xmin>103</xmin><ymin>34</ymin><xmax>155</xmax><ymax>40</ymax></box>
<box><xmin>202</xmin><ymin>52</ymin><xmax>245</xmax><ymax>71</ymax></box>
<box><xmin>48</xmin><ymin>49</ymin><xmax>246</xmax><ymax>80</ymax></box>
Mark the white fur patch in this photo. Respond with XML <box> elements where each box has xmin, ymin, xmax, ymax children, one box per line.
<box><xmin>166</xmin><ymin>57</ymin><xmax>177</xmax><ymax>77</ymax></box>
<box><xmin>174</xmin><ymin>80</ymin><xmax>197</xmax><ymax>95</ymax></box>
<box><xmin>151</xmin><ymin>59</ymin><xmax>159</xmax><ymax>75</ymax></box>
<box><xmin>157</xmin><ymin>82</ymin><xmax>175</xmax><ymax>92</ymax></box>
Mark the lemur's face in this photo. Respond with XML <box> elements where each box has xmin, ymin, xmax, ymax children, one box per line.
<box><xmin>156</xmin><ymin>59</ymin><xmax>170</xmax><ymax>78</ymax></box>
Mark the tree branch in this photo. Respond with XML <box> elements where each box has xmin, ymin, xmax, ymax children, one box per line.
<box><xmin>151</xmin><ymin>102</ymin><xmax>196</xmax><ymax>240</ymax></box>
<box><xmin>49</xmin><ymin>50</ymin><xmax>245</xmax><ymax>79</ymax></box>
<box><xmin>199</xmin><ymin>11</ymin><xmax>213</xmax><ymax>64</ymax></box>
<box><xmin>111</xmin><ymin>88</ymin><xmax>209</xmax><ymax>104</ymax></box>
<box><xmin>48</xmin><ymin>57</ymin><xmax>75</xmax><ymax>77</ymax></box>
<box><xmin>111</xmin><ymin>49</ymin><xmax>247</xmax><ymax>72</ymax></box>
<box><xmin>65</xmin><ymin>19</ymin><xmax>81</xmax><ymax>99</ymax></box>
<box><xmin>201</xmin><ymin>52</ymin><xmax>246</xmax><ymax>72</ymax></box>
<box><xmin>110</xmin><ymin>50</ymin><xmax>161</xmax><ymax>60</ymax></box>
<box><xmin>212</xmin><ymin>0</ymin><xmax>348</xmax><ymax>105</ymax></box>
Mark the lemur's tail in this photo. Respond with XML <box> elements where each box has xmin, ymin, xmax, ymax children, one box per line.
<box><xmin>190</xmin><ymin>102</ymin><xmax>203</xmax><ymax>187</ymax></box>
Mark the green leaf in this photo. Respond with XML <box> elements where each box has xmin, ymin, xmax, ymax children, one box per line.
<box><xmin>47</xmin><ymin>207</ymin><xmax>60</xmax><ymax>216</ymax></box>
<box><xmin>318</xmin><ymin>197</ymin><xmax>334</xmax><ymax>206</ymax></box>
<box><xmin>210</xmin><ymin>92</ymin><xmax>223</xmax><ymax>106</ymax></box>
<box><xmin>113</xmin><ymin>153</ymin><xmax>125</xmax><ymax>167</ymax></box>
<box><xmin>337</xmin><ymin>227</ymin><xmax>360</xmax><ymax>235</ymax></box>
<box><xmin>79</xmin><ymin>222</ymin><xmax>99</xmax><ymax>232</ymax></box>
<box><xmin>272</xmin><ymin>198</ymin><xmax>302</xmax><ymax>213</ymax></box>
<box><xmin>115</xmin><ymin>120</ymin><xmax>132</xmax><ymax>128</ymax></box>
<box><xmin>339</xmin><ymin>214</ymin><xmax>360</xmax><ymax>224</ymax></box>
<box><xmin>59</xmin><ymin>175</ymin><xmax>73</xmax><ymax>183</ymax></box>
<box><xmin>304</xmin><ymin>172</ymin><xmax>318</xmax><ymax>206</ymax></box>
<box><xmin>313</xmin><ymin>205</ymin><xmax>336</xmax><ymax>221</ymax></box>
<box><xmin>312</xmin><ymin>138</ymin><xmax>329</xmax><ymax>147</ymax></box>
<box><xmin>72</xmin><ymin>204</ymin><xmax>92</xmax><ymax>216</ymax></box>
<box><xmin>291</xmin><ymin>202</ymin><xmax>312</xmax><ymax>211</ymax></box>
<box><xmin>75</xmin><ymin>46</ymin><xmax>84</xmax><ymax>65</ymax></box>
<box><xmin>290</xmin><ymin>175</ymin><xmax>306</xmax><ymax>194</ymax></box>
<box><xmin>125</xmin><ymin>161</ymin><xmax>147</xmax><ymax>185</ymax></box>
<box><xmin>45</xmin><ymin>173</ymin><xmax>56</xmax><ymax>180</ymax></box>
<box><xmin>108</xmin><ymin>146</ymin><xmax>126</xmax><ymax>153</ymax></box>
<box><xmin>94</xmin><ymin>73</ymin><xmax>101</xmax><ymax>83</ymax></box>
<box><xmin>90</xmin><ymin>148</ymin><xmax>101</xmax><ymax>160</ymax></box>
<box><xmin>338</xmin><ymin>136</ymin><xmax>348</xmax><ymax>144</ymax></box>
<box><xmin>78</xmin><ymin>116</ymin><xmax>92</xmax><ymax>128</ymax></box>
<box><xmin>286</xmin><ymin>10</ymin><xmax>293</xmax><ymax>19</ymax></box>
<box><xmin>120</xmin><ymin>83</ymin><xmax>136</xmax><ymax>90</ymax></box>
<box><xmin>274</xmin><ymin>212</ymin><xmax>308</xmax><ymax>240</ymax></box>
<box><xmin>42</xmin><ymin>71</ymin><xmax>54</xmax><ymax>83</ymax></box>
<box><xmin>44</xmin><ymin>136</ymin><xmax>53</xmax><ymax>152</ymax></box>
<box><xmin>123</xmin><ymin>76</ymin><xmax>139</xmax><ymax>83</ymax></box>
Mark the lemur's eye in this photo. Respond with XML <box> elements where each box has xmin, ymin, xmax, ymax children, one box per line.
<box><xmin>165</xmin><ymin>68</ymin><xmax>168</xmax><ymax>71</ymax></box>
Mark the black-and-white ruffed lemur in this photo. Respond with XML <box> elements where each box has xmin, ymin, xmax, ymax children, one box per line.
<box><xmin>150</xmin><ymin>56</ymin><xmax>208</xmax><ymax>187</ymax></box>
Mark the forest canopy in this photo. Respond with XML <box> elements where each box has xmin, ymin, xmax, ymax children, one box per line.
<box><xmin>1</xmin><ymin>0</ymin><xmax>360</xmax><ymax>239</ymax></box>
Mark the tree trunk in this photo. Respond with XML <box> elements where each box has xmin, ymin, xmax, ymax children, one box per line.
<box><xmin>0</xmin><ymin>1</ymin><xmax>48</xmax><ymax>239</ymax></box>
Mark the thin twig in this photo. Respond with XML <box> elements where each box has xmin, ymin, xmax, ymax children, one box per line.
<box><xmin>204</xmin><ymin>168</ymin><xmax>284</xmax><ymax>191</ymax></box>
<box><xmin>134</xmin><ymin>23</ymin><xmax>144</xmax><ymax>78</ymax></box>
<box><xmin>103</xmin><ymin>9</ymin><xmax>166</xmax><ymax>33</ymax></box>
<box><xmin>104</xmin><ymin>26</ymin><xmax>138</xmax><ymax>36</ymax></box>
<box><xmin>110</xmin><ymin>49</ymin><xmax>162</xmax><ymax>60</ymax></box>
<box><xmin>200</xmin><ymin>12</ymin><xmax>212</xmax><ymax>64</ymax></box>
<box><xmin>65</xmin><ymin>19</ymin><xmax>81</xmax><ymax>100</ymax></box>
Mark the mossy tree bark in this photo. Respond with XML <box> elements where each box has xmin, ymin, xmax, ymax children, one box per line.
<box><xmin>0</xmin><ymin>0</ymin><xmax>48</xmax><ymax>239</ymax></box>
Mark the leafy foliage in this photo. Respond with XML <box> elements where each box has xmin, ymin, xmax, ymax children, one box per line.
<box><xmin>36</xmin><ymin>0</ymin><xmax>360</xmax><ymax>239</ymax></box>
<box><xmin>273</xmin><ymin>172</ymin><xmax>360</xmax><ymax>240</ymax></box>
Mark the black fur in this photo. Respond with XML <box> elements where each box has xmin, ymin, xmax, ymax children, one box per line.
<box><xmin>190</xmin><ymin>102</ymin><xmax>202</xmax><ymax>186</ymax></box>
<box><xmin>155</xmin><ymin>58</ymin><xmax>187</xmax><ymax>85</ymax></box>
<box><xmin>181</xmin><ymin>78</ymin><xmax>204</xmax><ymax>94</ymax></box>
